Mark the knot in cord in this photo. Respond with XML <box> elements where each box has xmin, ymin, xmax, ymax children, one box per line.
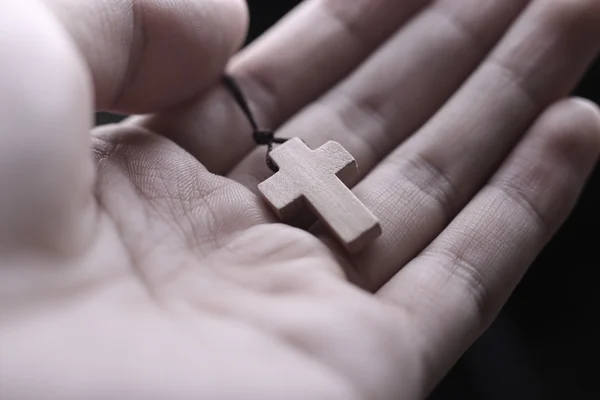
<box><xmin>253</xmin><ymin>130</ymin><xmax>276</xmax><ymax>146</ymax></box>
<box><xmin>223</xmin><ymin>75</ymin><xmax>288</xmax><ymax>173</ymax></box>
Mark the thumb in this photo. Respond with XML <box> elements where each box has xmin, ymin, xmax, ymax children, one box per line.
<box><xmin>46</xmin><ymin>0</ymin><xmax>248</xmax><ymax>113</ymax></box>
<box><xmin>0</xmin><ymin>0</ymin><xmax>246</xmax><ymax>256</ymax></box>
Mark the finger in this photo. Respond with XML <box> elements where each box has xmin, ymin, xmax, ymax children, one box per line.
<box><xmin>0</xmin><ymin>0</ymin><xmax>246</xmax><ymax>255</ymax></box>
<box><xmin>0</xmin><ymin>0</ymin><xmax>94</xmax><ymax>255</ymax></box>
<box><xmin>377</xmin><ymin>98</ymin><xmax>600</xmax><ymax>391</ymax></box>
<box><xmin>47</xmin><ymin>0</ymin><xmax>248</xmax><ymax>113</ymax></box>
<box><xmin>343</xmin><ymin>0</ymin><xmax>600</xmax><ymax>289</ymax></box>
<box><xmin>135</xmin><ymin>0</ymin><xmax>430</xmax><ymax>175</ymax></box>
<box><xmin>230</xmin><ymin>0</ymin><xmax>531</xmax><ymax>187</ymax></box>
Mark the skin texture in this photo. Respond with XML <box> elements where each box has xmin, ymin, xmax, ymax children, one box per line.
<box><xmin>1</xmin><ymin>0</ymin><xmax>600</xmax><ymax>398</ymax></box>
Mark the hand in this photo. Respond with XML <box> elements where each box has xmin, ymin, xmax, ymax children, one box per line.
<box><xmin>1</xmin><ymin>0</ymin><xmax>599</xmax><ymax>398</ymax></box>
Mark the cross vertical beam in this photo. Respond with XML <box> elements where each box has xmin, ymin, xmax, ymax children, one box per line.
<box><xmin>258</xmin><ymin>138</ymin><xmax>381</xmax><ymax>252</ymax></box>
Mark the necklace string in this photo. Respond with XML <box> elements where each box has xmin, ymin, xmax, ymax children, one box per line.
<box><xmin>222</xmin><ymin>75</ymin><xmax>287</xmax><ymax>172</ymax></box>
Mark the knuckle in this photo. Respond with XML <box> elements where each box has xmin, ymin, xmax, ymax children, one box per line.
<box><xmin>322</xmin><ymin>0</ymin><xmax>378</xmax><ymax>47</ymax></box>
<box><xmin>322</xmin><ymin>0</ymin><xmax>428</xmax><ymax>47</ymax></box>
<box><xmin>496</xmin><ymin>181</ymin><xmax>553</xmax><ymax>237</ymax></box>
<box><xmin>401</xmin><ymin>153</ymin><xmax>459</xmax><ymax>224</ymax></box>
<box><xmin>452</xmin><ymin>257</ymin><xmax>493</xmax><ymax>328</ymax></box>
<box><xmin>423</xmin><ymin>248</ymin><xmax>495</xmax><ymax>330</ymax></box>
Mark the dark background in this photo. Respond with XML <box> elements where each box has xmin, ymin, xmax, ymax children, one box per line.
<box><xmin>99</xmin><ymin>1</ymin><xmax>600</xmax><ymax>398</ymax></box>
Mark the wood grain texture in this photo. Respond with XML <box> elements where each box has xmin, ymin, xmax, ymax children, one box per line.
<box><xmin>258</xmin><ymin>138</ymin><xmax>382</xmax><ymax>253</ymax></box>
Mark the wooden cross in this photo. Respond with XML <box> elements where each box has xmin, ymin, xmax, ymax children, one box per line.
<box><xmin>258</xmin><ymin>138</ymin><xmax>382</xmax><ymax>253</ymax></box>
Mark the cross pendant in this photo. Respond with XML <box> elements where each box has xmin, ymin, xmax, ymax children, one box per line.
<box><xmin>258</xmin><ymin>138</ymin><xmax>382</xmax><ymax>253</ymax></box>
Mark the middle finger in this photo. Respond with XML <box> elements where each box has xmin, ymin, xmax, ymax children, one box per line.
<box><xmin>134</xmin><ymin>0</ymin><xmax>429</xmax><ymax>175</ymax></box>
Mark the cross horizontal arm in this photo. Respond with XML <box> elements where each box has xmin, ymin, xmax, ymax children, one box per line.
<box><xmin>315</xmin><ymin>141</ymin><xmax>359</xmax><ymax>184</ymax></box>
<box><xmin>257</xmin><ymin>172</ymin><xmax>303</xmax><ymax>220</ymax></box>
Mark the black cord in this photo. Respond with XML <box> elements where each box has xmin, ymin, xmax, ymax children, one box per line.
<box><xmin>222</xmin><ymin>75</ymin><xmax>287</xmax><ymax>172</ymax></box>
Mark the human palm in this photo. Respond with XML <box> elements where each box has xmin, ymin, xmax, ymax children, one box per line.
<box><xmin>2</xmin><ymin>0</ymin><xmax>600</xmax><ymax>399</ymax></box>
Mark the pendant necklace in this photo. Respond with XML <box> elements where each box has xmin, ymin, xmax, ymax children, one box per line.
<box><xmin>223</xmin><ymin>75</ymin><xmax>382</xmax><ymax>253</ymax></box>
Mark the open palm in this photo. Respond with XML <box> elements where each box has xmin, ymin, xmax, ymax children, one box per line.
<box><xmin>2</xmin><ymin>0</ymin><xmax>600</xmax><ymax>399</ymax></box>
